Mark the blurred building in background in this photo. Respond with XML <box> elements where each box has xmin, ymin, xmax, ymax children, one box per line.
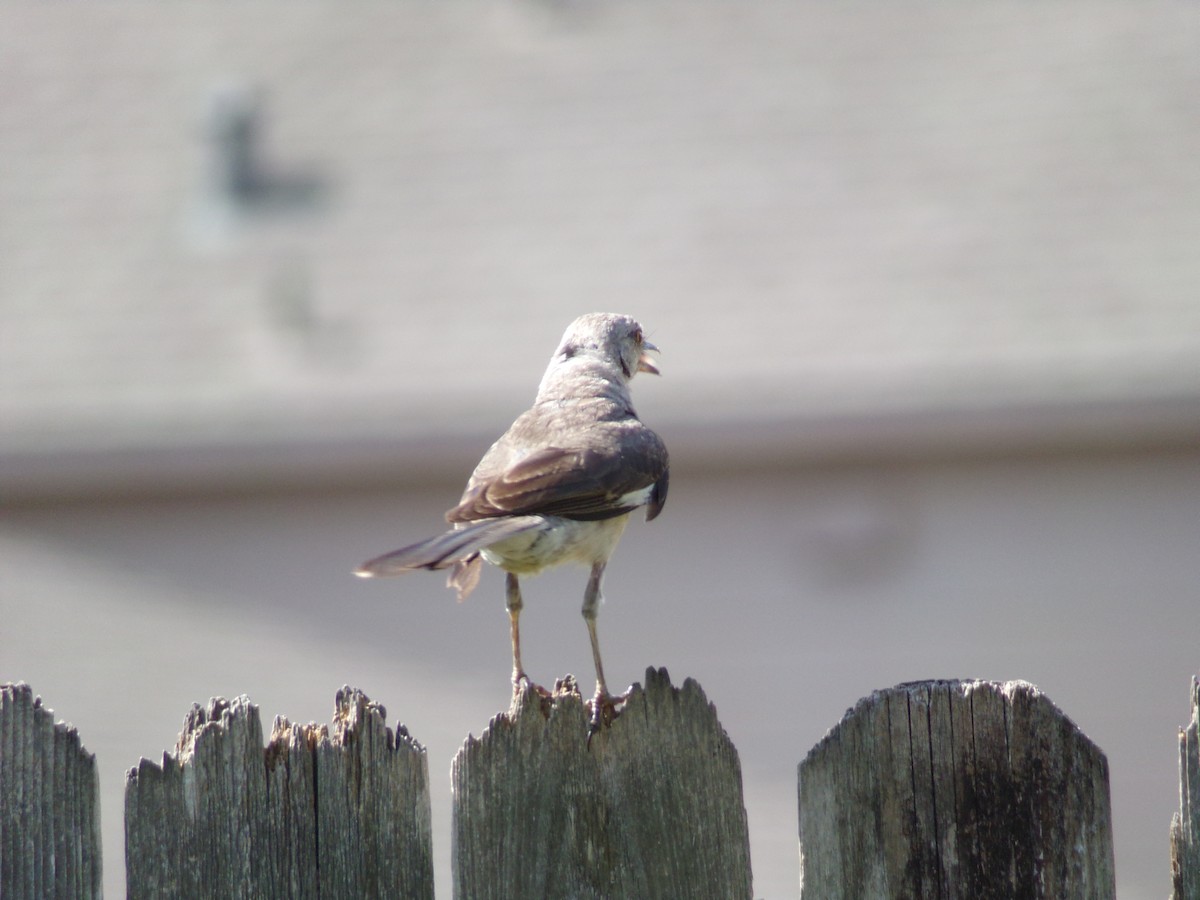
<box><xmin>3</xmin><ymin>6</ymin><xmax>1198</xmax><ymax>898</ymax></box>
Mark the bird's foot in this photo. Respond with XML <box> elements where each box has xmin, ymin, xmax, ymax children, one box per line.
<box><xmin>586</xmin><ymin>684</ymin><xmax>632</xmax><ymax>732</ymax></box>
<box><xmin>513</xmin><ymin>671</ymin><xmax>553</xmax><ymax>701</ymax></box>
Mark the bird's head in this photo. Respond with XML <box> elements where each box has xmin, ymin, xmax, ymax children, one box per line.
<box><xmin>553</xmin><ymin>313</ymin><xmax>660</xmax><ymax>384</ymax></box>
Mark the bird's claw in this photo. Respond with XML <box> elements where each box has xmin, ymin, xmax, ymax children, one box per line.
<box><xmin>586</xmin><ymin>685</ymin><xmax>631</xmax><ymax>732</ymax></box>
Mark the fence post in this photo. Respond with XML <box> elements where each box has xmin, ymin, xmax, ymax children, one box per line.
<box><xmin>798</xmin><ymin>679</ymin><xmax>1116</xmax><ymax>899</ymax></box>
<box><xmin>1172</xmin><ymin>676</ymin><xmax>1200</xmax><ymax>900</ymax></box>
<box><xmin>451</xmin><ymin>667</ymin><xmax>752</xmax><ymax>900</ymax></box>
<box><xmin>125</xmin><ymin>686</ymin><xmax>433</xmax><ymax>899</ymax></box>
<box><xmin>0</xmin><ymin>683</ymin><xmax>102</xmax><ymax>900</ymax></box>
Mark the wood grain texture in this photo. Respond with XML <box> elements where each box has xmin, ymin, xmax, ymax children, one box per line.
<box><xmin>1172</xmin><ymin>677</ymin><xmax>1200</xmax><ymax>900</ymax></box>
<box><xmin>451</xmin><ymin>667</ymin><xmax>752</xmax><ymax>900</ymax></box>
<box><xmin>0</xmin><ymin>683</ymin><xmax>102</xmax><ymax>899</ymax></box>
<box><xmin>125</xmin><ymin>686</ymin><xmax>432</xmax><ymax>899</ymax></box>
<box><xmin>798</xmin><ymin>679</ymin><xmax>1116</xmax><ymax>900</ymax></box>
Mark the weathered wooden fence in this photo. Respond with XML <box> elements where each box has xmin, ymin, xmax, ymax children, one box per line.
<box><xmin>1173</xmin><ymin>677</ymin><xmax>1200</xmax><ymax>900</ymax></box>
<box><xmin>799</xmin><ymin>680</ymin><xmax>1115</xmax><ymax>899</ymax></box>
<box><xmin>124</xmin><ymin>687</ymin><xmax>432</xmax><ymax>899</ymax></box>
<box><xmin>452</xmin><ymin>669</ymin><xmax>750</xmax><ymax>899</ymax></box>
<box><xmin>2</xmin><ymin>673</ymin><xmax>1198</xmax><ymax>898</ymax></box>
<box><xmin>0</xmin><ymin>684</ymin><xmax>101</xmax><ymax>899</ymax></box>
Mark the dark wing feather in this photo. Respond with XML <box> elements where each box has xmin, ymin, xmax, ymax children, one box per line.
<box><xmin>645</xmin><ymin>466</ymin><xmax>668</xmax><ymax>521</ymax></box>
<box><xmin>447</xmin><ymin>431</ymin><xmax>667</xmax><ymax>524</ymax></box>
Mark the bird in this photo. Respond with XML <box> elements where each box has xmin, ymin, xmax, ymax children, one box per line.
<box><xmin>355</xmin><ymin>312</ymin><xmax>669</xmax><ymax>722</ymax></box>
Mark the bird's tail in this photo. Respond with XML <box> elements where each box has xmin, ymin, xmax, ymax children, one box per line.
<box><xmin>354</xmin><ymin>515</ymin><xmax>543</xmax><ymax>578</ymax></box>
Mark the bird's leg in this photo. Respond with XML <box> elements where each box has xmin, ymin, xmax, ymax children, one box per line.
<box><xmin>506</xmin><ymin>573</ymin><xmax>551</xmax><ymax>700</ymax></box>
<box><xmin>583</xmin><ymin>562</ymin><xmax>628</xmax><ymax>728</ymax></box>
<box><xmin>506</xmin><ymin>572</ymin><xmax>527</xmax><ymax>688</ymax></box>
<box><xmin>582</xmin><ymin>563</ymin><xmax>610</xmax><ymax>696</ymax></box>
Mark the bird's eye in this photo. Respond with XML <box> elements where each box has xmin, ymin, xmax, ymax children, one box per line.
<box><xmin>632</xmin><ymin>328</ymin><xmax>643</xmax><ymax>344</ymax></box>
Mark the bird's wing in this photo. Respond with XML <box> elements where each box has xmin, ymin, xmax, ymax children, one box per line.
<box><xmin>447</xmin><ymin>429</ymin><xmax>668</xmax><ymax>523</ymax></box>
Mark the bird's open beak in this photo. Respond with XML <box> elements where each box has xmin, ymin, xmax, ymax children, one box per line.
<box><xmin>637</xmin><ymin>340</ymin><xmax>661</xmax><ymax>375</ymax></box>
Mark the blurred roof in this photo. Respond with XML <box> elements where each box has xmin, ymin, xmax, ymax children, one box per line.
<box><xmin>3</xmin><ymin>4</ymin><xmax>1199</xmax><ymax>496</ymax></box>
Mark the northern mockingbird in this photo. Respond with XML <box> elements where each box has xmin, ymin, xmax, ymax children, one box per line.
<box><xmin>356</xmin><ymin>312</ymin><xmax>668</xmax><ymax>721</ymax></box>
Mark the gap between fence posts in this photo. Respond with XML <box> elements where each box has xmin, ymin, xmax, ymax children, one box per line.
<box><xmin>798</xmin><ymin>679</ymin><xmax>1116</xmax><ymax>900</ymax></box>
<box><xmin>451</xmin><ymin>667</ymin><xmax>753</xmax><ymax>900</ymax></box>
<box><xmin>0</xmin><ymin>683</ymin><xmax>102</xmax><ymax>900</ymax></box>
<box><xmin>124</xmin><ymin>686</ymin><xmax>433</xmax><ymax>900</ymax></box>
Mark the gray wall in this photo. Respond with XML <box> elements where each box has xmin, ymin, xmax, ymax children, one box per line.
<box><xmin>6</xmin><ymin>444</ymin><xmax>1196</xmax><ymax>898</ymax></box>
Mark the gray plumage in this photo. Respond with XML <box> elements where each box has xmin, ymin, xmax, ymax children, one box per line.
<box><xmin>356</xmin><ymin>312</ymin><xmax>668</xmax><ymax>713</ymax></box>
